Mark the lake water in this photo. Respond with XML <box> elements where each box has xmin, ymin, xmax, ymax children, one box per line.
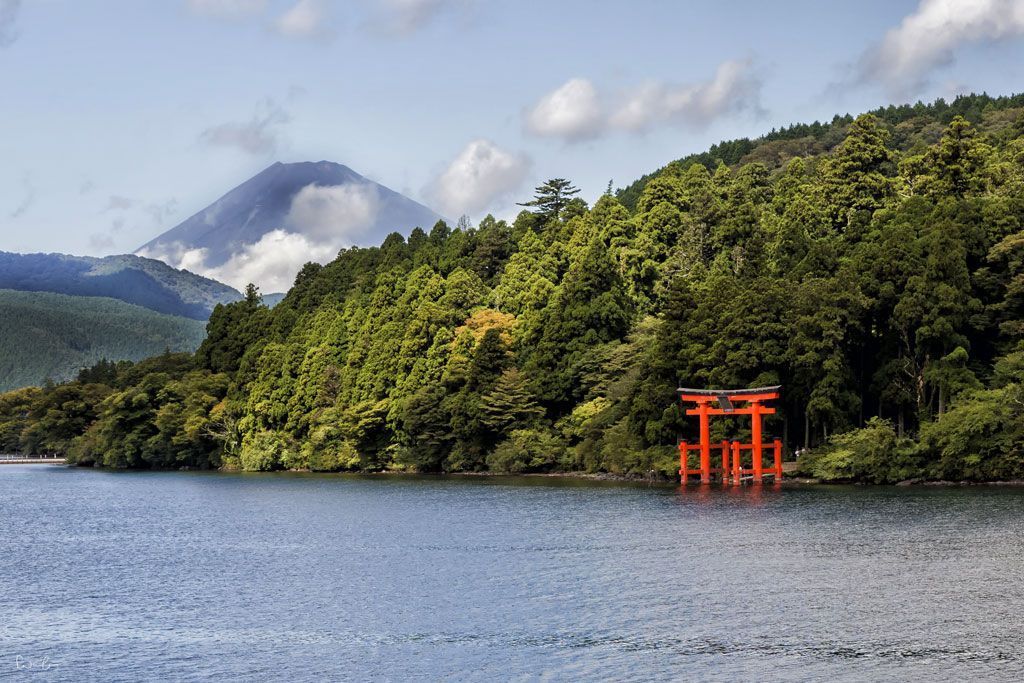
<box><xmin>2</xmin><ymin>466</ymin><xmax>1023</xmax><ymax>681</ymax></box>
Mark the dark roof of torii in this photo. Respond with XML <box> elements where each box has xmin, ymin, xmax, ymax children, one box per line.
<box><xmin>677</xmin><ymin>386</ymin><xmax>782</xmax><ymax>396</ymax></box>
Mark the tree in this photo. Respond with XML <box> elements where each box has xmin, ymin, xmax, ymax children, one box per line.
<box><xmin>478</xmin><ymin>368</ymin><xmax>545</xmax><ymax>439</ymax></box>
<box><xmin>923</xmin><ymin>116</ymin><xmax>992</xmax><ymax>199</ymax></box>
<box><xmin>893</xmin><ymin>219</ymin><xmax>979</xmax><ymax>422</ymax></box>
<box><xmin>517</xmin><ymin>178</ymin><xmax>581</xmax><ymax>223</ymax></box>
<box><xmin>196</xmin><ymin>291</ymin><xmax>271</xmax><ymax>374</ymax></box>
<box><xmin>394</xmin><ymin>386</ymin><xmax>453</xmax><ymax>472</ymax></box>
<box><xmin>821</xmin><ymin>114</ymin><xmax>893</xmax><ymax>229</ymax></box>
<box><xmin>525</xmin><ymin>236</ymin><xmax>633</xmax><ymax>410</ymax></box>
<box><xmin>486</xmin><ymin>428</ymin><xmax>564</xmax><ymax>473</ymax></box>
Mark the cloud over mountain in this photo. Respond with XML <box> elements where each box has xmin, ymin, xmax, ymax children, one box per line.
<box><xmin>137</xmin><ymin>161</ymin><xmax>443</xmax><ymax>291</ymax></box>
<box><xmin>285</xmin><ymin>183</ymin><xmax>382</xmax><ymax>241</ymax></box>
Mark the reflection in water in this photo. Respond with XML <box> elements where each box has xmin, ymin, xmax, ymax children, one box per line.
<box><xmin>677</xmin><ymin>481</ymin><xmax>780</xmax><ymax>507</ymax></box>
<box><xmin>1</xmin><ymin>467</ymin><xmax>1023</xmax><ymax>681</ymax></box>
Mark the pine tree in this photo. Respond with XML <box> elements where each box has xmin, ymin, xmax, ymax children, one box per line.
<box><xmin>821</xmin><ymin>114</ymin><xmax>893</xmax><ymax>227</ymax></box>
<box><xmin>517</xmin><ymin>178</ymin><xmax>581</xmax><ymax>223</ymax></box>
<box><xmin>478</xmin><ymin>368</ymin><xmax>545</xmax><ymax>438</ymax></box>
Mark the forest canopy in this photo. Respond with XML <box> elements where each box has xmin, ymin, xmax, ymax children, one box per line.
<box><xmin>4</xmin><ymin>92</ymin><xmax>1024</xmax><ymax>483</ymax></box>
<box><xmin>0</xmin><ymin>289</ymin><xmax>206</xmax><ymax>392</ymax></box>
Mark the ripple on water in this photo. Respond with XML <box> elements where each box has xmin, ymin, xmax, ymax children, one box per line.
<box><xmin>2</xmin><ymin>468</ymin><xmax>1023</xmax><ymax>681</ymax></box>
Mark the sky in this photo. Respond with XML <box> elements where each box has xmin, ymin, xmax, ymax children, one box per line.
<box><xmin>2</xmin><ymin>0</ymin><xmax>1024</xmax><ymax>266</ymax></box>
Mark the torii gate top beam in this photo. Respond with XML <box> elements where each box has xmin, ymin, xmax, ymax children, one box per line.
<box><xmin>677</xmin><ymin>386</ymin><xmax>781</xmax><ymax>407</ymax></box>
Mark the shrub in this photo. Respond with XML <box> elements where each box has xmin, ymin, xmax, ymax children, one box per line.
<box><xmin>797</xmin><ymin>417</ymin><xmax>921</xmax><ymax>483</ymax></box>
<box><xmin>486</xmin><ymin>428</ymin><xmax>564</xmax><ymax>473</ymax></box>
<box><xmin>239</xmin><ymin>430</ymin><xmax>285</xmax><ymax>471</ymax></box>
<box><xmin>919</xmin><ymin>385</ymin><xmax>1024</xmax><ymax>481</ymax></box>
<box><xmin>303</xmin><ymin>427</ymin><xmax>360</xmax><ymax>472</ymax></box>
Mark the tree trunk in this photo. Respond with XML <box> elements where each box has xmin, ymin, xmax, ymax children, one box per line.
<box><xmin>897</xmin><ymin>409</ymin><xmax>905</xmax><ymax>438</ymax></box>
<box><xmin>916</xmin><ymin>358</ymin><xmax>928</xmax><ymax>423</ymax></box>
<box><xmin>938</xmin><ymin>385</ymin><xmax>946</xmax><ymax>417</ymax></box>
<box><xmin>804</xmin><ymin>408</ymin><xmax>810</xmax><ymax>449</ymax></box>
<box><xmin>783</xmin><ymin>414</ymin><xmax>789</xmax><ymax>455</ymax></box>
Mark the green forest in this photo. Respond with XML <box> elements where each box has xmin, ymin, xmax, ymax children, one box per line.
<box><xmin>4</xmin><ymin>92</ymin><xmax>1024</xmax><ymax>483</ymax></box>
<box><xmin>0</xmin><ymin>251</ymin><xmax>241</xmax><ymax>319</ymax></box>
<box><xmin>0</xmin><ymin>290</ymin><xmax>206</xmax><ymax>392</ymax></box>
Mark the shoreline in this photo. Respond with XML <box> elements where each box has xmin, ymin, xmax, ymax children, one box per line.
<box><xmin>27</xmin><ymin>461</ymin><xmax>1024</xmax><ymax>487</ymax></box>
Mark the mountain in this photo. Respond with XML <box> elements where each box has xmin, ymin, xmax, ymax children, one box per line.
<box><xmin>0</xmin><ymin>251</ymin><xmax>241</xmax><ymax>320</ymax></box>
<box><xmin>136</xmin><ymin>161</ymin><xmax>445</xmax><ymax>291</ymax></box>
<box><xmin>0</xmin><ymin>289</ymin><xmax>206</xmax><ymax>391</ymax></box>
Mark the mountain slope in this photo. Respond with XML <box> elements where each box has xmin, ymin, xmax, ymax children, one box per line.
<box><xmin>0</xmin><ymin>251</ymin><xmax>241</xmax><ymax>320</ymax></box>
<box><xmin>616</xmin><ymin>91</ymin><xmax>1024</xmax><ymax>210</ymax></box>
<box><xmin>136</xmin><ymin>161</ymin><xmax>445</xmax><ymax>290</ymax></box>
<box><xmin>0</xmin><ymin>289</ymin><xmax>207</xmax><ymax>391</ymax></box>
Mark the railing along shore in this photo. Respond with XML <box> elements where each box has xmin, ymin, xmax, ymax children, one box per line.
<box><xmin>0</xmin><ymin>454</ymin><xmax>67</xmax><ymax>464</ymax></box>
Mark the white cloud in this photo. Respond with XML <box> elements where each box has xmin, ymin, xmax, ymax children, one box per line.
<box><xmin>0</xmin><ymin>0</ymin><xmax>20</xmax><ymax>48</ymax></box>
<box><xmin>138</xmin><ymin>182</ymin><xmax>385</xmax><ymax>290</ymax></box>
<box><xmin>208</xmin><ymin>230</ymin><xmax>337</xmax><ymax>292</ymax></box>
<box><xmin>137</xmin><ymin>242</ymin><xmax>210</xmax><ymax>275</ymax></box>
<box><xmin>274</xmin><ymin>0</ymin><xmax>334</xmax><ymax>41</ymax></box>
<box><xmin>612</xmin><ymin>59</ymin><xmax>762</xmax><ymax>132</ymax></box>
<box><xmin>186</xmin><ymin>0</ymin><xmax>267</xmax><ymax>19</ymax></box>
<box><xmin>524</xmin><ymin>78</ymin><xmax>603</xmax><ymax>142</ymax></box>
<box><xmin>523</xmin><ymin>59</ymin><xmax>763</xmax><ymax>142</ymax></box>
<box><xmin>141</xmin><ymin>232</ymin><xmax>337</xmax><ymax>292</ymax></box>
<box><xmin>285</xmin><ymin>183</ymin><xmax>381</xmax><ymax>242</ymax></box>
<box><xmin>426</xmin><ymin>139</ymin><xmax>530</xmax><ymax>217</ymax></box>
<box><xmin>199</xmin><ymin>99</ymin><xmax>290</xmax><ymax>155</ymax></box>
<box><xmin>858</xmin><ymin>0</ymin><xmax>1024</xmax><ymax>95</ymax></box>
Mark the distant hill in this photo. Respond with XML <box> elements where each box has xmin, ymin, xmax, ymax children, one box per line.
<box><xmin>0</xmin><ymin>289</ymin><xmax>207</xmax><ymax>392</ymax></box>
<box><xmin>261</xmin><ymin>292</ymin><xmax>286</xmax><ymax>308</ymax></box>
<box><xmin>0</xmin><ymin>252</ymin><xmax>241</xmax><ymax>320</ymax></box>
<box><xmin>137</xmin><ymin>161</ymin><xmax>445</xmax><ymax>290</ymax></box>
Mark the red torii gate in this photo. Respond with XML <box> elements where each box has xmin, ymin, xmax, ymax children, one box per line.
<box><xmin>678</xmin><ymin>386</ymin><xmax>783</xmax><ymax>484</ymax></box>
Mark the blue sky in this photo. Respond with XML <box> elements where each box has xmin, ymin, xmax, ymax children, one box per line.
<box><xmin>2</xmin><ymin>0</ymin><xmax>1024</xmax><ymax>259</ymax></box>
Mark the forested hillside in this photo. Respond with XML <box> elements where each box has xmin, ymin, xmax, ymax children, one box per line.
<box><xmin>0</xmin><ymin>290</ymin><xmax>206</xmax><ymax>391</ymax></box>
<box><xmin>617</xmin><ymin>92</ymin><xmax>1024</xmax><ymax>210</ymax></box>
<box><xmin>3</xmin><ymin>93</ymin><xmax>1024</xmax><ymax>482</ymax></box>
<box><xmin>0</xmin><ymin>252</ymin><xmax>241</xmax><ymax>319</ymax></box>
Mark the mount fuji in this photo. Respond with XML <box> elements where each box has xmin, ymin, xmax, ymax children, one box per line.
<box><xmin>137</xmin><ymin>161</ymin><xmax>445</xmax><ymax>291</ymax></box>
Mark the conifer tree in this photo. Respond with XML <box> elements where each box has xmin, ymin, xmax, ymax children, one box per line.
<box><xmin>517</xmin><ymin>178</ymin><xmax>581</xmax><ymax>223</ymax></box>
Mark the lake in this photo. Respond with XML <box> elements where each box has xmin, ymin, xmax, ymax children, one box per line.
<box><xmin>2</xmin><ymin>466</ymin><xmax>1023</xmax><ymax>681</ymax></box>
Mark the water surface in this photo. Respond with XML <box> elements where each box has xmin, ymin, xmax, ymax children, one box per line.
<box><xmin>1</xmin><ymin>466</ymin><xmax>1022</xmax><ymax>681</ymax></box>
